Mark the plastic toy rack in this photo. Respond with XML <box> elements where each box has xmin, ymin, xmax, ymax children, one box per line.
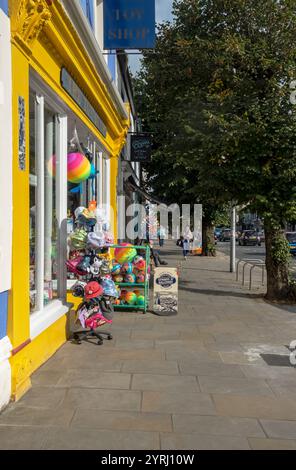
<box><xmin>110</xmin><ymin>244</ymin><xmax>150</xmax><ymax>313</ymax></box>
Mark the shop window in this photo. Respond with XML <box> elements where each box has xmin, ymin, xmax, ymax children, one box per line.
<box><xmin>108</xmin><ymin>53</ymin><xmax>116</xmax><ymax>82</ymax></box>
<box><xmin>44</xmin><ymin>109</ymin><xmax>58</xmax><ymax>305</ymax></box>
<box><xmin>103</xmin><ymin>156</ymin><xmax>111</xmax><ymax>220</ymax></box>
<box><xmin>29</xmin><ymin>92</ymin><xmax>66</xmax><ymax>313</ymax></box>
<box><xmin>80</xmin><ymin>0</ymin><xmax>94</xmax><ymax>30</ymax></box>
<box><xmin>67</xmin><ymin>136</ymin><xmax>99</xmax><ymax>223</ymax></box>
<box><xmin>29</xmin><ymin>95</ymin><xmax>37</xmax><ymax>311</ymax></box>
<box><xmin>96</xmin><ymin>150</ymin><xmax>103</xmax><ymax>207</ymax></box>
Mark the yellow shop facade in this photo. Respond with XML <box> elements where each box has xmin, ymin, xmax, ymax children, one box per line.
<box><xmin>7</xmin><ymin>0</ymin><xmax>129</xmax><ymax>401</ymax></box>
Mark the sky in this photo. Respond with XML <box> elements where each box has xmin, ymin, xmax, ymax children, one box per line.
<box><xmin>129</xmin><ymin>0</ymin><xmax>174</xmax><ymax>74</ymax></box>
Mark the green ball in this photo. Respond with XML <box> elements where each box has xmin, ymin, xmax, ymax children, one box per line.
<box><xmin>137</xmin><ymin>295</ymin><xmax>145</xmax><ymax>306</ymax></box>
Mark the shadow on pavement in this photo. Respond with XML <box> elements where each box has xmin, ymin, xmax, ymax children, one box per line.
<box><xmin>180</xmin><ymin>286</ymin><xmax>264</xmax><ymax>300</ymax></box>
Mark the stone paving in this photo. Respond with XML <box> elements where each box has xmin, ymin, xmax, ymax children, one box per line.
<box><xmin>1</xmin><ymin>242</ymin><xmax>296</xmax><ymax>450</ymax></box>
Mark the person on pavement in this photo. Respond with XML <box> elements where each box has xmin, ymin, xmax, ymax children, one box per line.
<box><xmin>182</xmin><ymin>226</ymin><xmax>193</xmax><ymax>260</ymax></box>
<box><xmin>158</xmin><ymin>225</ymin><xmax>166</xmax><ymax>247</ymax></box>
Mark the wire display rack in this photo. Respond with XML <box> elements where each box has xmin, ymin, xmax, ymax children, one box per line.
<box><xmin>110</xmin><ymin>244</ymin><xmax>150</xmax><ymax>313</ymax></box>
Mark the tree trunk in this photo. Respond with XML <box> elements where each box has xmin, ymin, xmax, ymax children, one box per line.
<box><xmin>202</xmin><ymin>218</ymin><xmax>216</xmax><ymax>257</ymax></box>
<box><xmin>264</xmin><ymin>225</ymin><xmax>291</xmax><ymax>301</ymax></box>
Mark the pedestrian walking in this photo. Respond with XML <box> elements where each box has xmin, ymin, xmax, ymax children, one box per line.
<box><xmin>158</xmin><ymin>225</ymin><xmax>166</xmax><ymax>247</ymax></box>
<box><xmin>182</xmin><ymin>226</ymin><xmax>193</xmax><ymax>260</ymax></box>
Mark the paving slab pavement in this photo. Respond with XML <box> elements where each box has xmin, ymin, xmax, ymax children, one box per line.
<box><xmin>1</xmin><ymin>241</ymin><xmax>296</xmax><ymax>450</ymax></box>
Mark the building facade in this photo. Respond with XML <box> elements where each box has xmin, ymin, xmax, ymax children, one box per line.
<box><xmin>5</xmin><ymin>0</ymin><xmax>129</xmax><ymax>403</ymax></box>
<box><xmin>0</xmin><ymin>0</ymin><xmax>13</xmax><ymax>411</ymax></box>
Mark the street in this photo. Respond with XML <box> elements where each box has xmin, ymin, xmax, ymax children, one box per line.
<box><xmin>217</xmin><ymin>242</ymin><xmax>296</xmax><ymax>279</ymax></box>
<box><xmin>218</xmin><ymin>241</ymin><xmax>266</xmax><ymax>261</ymax></box>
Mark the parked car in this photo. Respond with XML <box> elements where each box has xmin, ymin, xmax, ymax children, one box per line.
<box><xmin>220</xmin><ymin>228</ymin><xmax>231</xmax><ymax>242</ymax></box>
<box><xmin>286</xmin><ymin>232</ymin><xmax>296</xmax><ymax>255</ymax></box>
<box><xmin>238</xmin><ymin>230</ymin><xmax>261</xmax><ymax>246</ymax></box>
<box><xmin>214</xmin><ymin>227</ymin><xmax>224</xmax><ymax>240</ymax></box>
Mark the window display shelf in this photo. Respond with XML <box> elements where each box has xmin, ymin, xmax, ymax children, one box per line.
<box><xmin>114</xmin><ymin>282</ymin><xmax>147</xmax><ymax>287</ymax></box>
<box><xmin>114</xmin><ymin>304</ymin><xmax>147</xmax><ymax>310</ymax></box>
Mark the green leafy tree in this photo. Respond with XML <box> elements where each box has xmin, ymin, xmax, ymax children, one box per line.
<box><xmin>135</xmin><ymin>0</ymin><xmax>296</xmax><ymax>301</ymax></box>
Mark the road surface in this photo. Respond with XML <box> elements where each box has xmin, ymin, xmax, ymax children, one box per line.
<box><xmin>217</xmin><ymin>241</ymin><xmax>296</xmax><ymax>278</ymax></box>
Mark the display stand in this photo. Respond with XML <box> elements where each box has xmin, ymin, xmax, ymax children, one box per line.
<box><xmin>110</xmin><ymin>244</ymin><xmax>150</xmax><ymax>313</ymax></box>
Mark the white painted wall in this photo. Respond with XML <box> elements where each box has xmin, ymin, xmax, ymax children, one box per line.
<box><xmin>95</xmin><ymin>0</ymin><xmax>105</xmax><ymax>56</ymax></box>
<box><xmin>0</xmin><ymin>336</ymin><xmax>12</xmax><ymax>410</ymax></box>
<box><xmin>0</xmin><ymin>9</ymin><xmax>12</xmax><ymax>294</ymax></box>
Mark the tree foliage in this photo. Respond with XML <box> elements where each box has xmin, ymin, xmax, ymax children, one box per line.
<box><xmin>134</xmin><ymin>0</ymin><xmax>296</xmax><ymax>299</ymax></box>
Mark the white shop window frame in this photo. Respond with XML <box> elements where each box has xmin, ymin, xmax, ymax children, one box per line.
<box><xmin>97</xmin><ymin>150</ymin><xmax>103</xmax><ymax>207</ymax></box>
<box><xmin>29</xmin><ymin>86</ymin><xmax>69</xmax><ymax>340</ymax></box>
<box><xmin>103</xmin><ymin>155</ymin><xmax>111</xmax><ymax>221</ymax></box>
<box><xmin>79</xmin><ymin>140</ymin><xmax>106</xmax><ymax>208</ymax></box>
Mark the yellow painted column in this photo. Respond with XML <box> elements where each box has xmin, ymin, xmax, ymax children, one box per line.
<box><xmin>110</xmin><ymin>155</ymin><xmax>119</xmax><ymax>242</ymax></box>
<box><xmin>7</xmin><ymin>43</ymin><xmax>31</xmax><ymax>400</ymax></box>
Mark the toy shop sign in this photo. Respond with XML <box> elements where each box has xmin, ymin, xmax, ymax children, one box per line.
<box><xmin>103</xmin><ymin>0</ymin><xmax>156</xmax><ymax>49</ymax></box>
<box><xmin>153</xmin><ymin>268</ymin><xmax>178</xmax><ymax>315</ymax></box>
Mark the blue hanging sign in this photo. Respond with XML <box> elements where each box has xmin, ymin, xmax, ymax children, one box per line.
<box><xmin>104</xmin><ymin>0</ymin><xmax>156</xmax><ymax>50</ymax></box>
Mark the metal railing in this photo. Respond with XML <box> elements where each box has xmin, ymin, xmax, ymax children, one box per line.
<box><xmin>249</xmin><ymin>263</ymin><xmax>265</xmax><ymax>290</ymax></box>
<box><xmin>236</xmin><ymin>258</ymin><xmax>266</xmax><ymax>290</ymax></box>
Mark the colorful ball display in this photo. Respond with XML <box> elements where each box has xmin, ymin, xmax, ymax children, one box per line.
<box><xmin>125</xmin><ymin>292</ymin><xmax>137</xmax><ymax>305</ymax></box>
<box><xmin>133</xmin><ymin>256</ymin><xmax>146</xmax><ymax>271</ymax></box>
<box><xmin>114</xmin><ymin>243</ymin><xmax>137</xmax><ymax>264</ymax></box>
<box><xmin>48</xmin><ymin>153</ymin><xmax>91</xmax><ymax>184</ymax></box>
<box><xmin>111</xmin><ymin>263</ymin><xmax>121</xmax><ymax>275</ymax></box>
<box><xmin>136</xmin><ymin>273</ymin><xmax>145</xmax><ymax>283</ymax></box>
<box><xmin>67</xmin><ymin>152</ymin><xmax>91</xmax><ymax>183</ymax></box>
<box><xmin>124</xmin><ymin>273</ymin><xmax>136</xmax><ymax>284</ymax></box>
<box><xmin>121</xmin><ymin>262</ymin><xmax>133</xmax><ymax>274</ymax></box>
<box><xmin>137</xmin><ymin>295</ymin><xmax>145</xmax><ymax>306</ymax></box>
<box><xmin>133</xmin><ymin>289</ymin><xmax>141</xmax><ymax>297</ymax></box>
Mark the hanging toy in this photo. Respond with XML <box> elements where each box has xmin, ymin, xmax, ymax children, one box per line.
<box><xmin>114</xmin><ymin>243</ymin><xmax>137</xmax><ymax>264</ymax></box>
<box><xmin>67</xmin><ymin>152</ymin><xmax>91</xmax><ymax>183</ymax></box>
<box><xmin>88</xmin><ymin>200</ymin><xmax>97</xmax><ymax>212</ymax></box>
<box><xmin>48</xmin><ymin>153</ymin><xmax>91</xmax><ymax>184</ymax></box>
<box><xmin>88</xmin><ymin>255</ymin><xmax>102</xmax><ymax>276</ymax></box>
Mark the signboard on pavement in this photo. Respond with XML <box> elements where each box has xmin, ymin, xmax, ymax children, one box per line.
<box><xmin>153</xmin><ymin>267</ymin><xmax>178</xmax><ymax>315</ymax></box>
